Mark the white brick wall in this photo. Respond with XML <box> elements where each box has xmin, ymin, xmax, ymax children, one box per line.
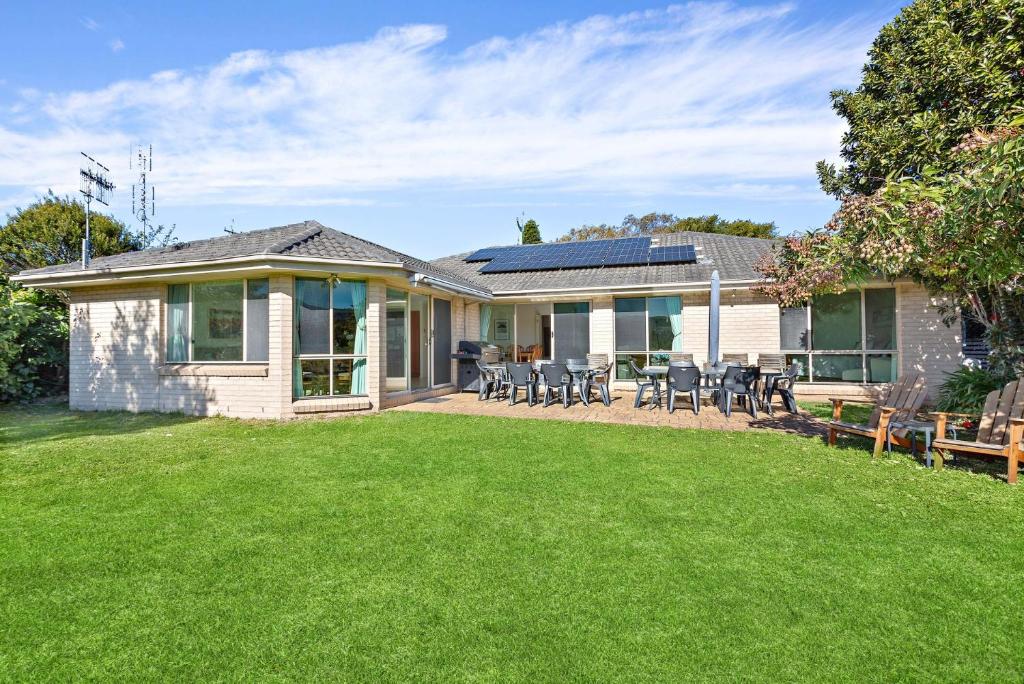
<box><xmin>69</xmin><ymin>284</ymin><xmax>284</xmax><ymax>418</ymax></box>
<box><xmin>897</xmin><ymin>283</ymin><xmax>962</xmax><ymax>399</ymax></box>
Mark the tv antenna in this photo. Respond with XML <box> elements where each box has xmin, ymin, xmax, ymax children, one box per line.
<box><xmin>79</xmin><ymin>152</ymin><xmax>115</xmax><ymax>269</ymax></box>
<box><xmin>130</xmin><ymin>144</ymin><xmax>155</xmax><ymax>246</ymax></box>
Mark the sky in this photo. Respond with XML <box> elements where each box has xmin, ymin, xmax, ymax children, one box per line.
<box><xmin>0</xmin><ymin>1</ymin><xmax>904</xmax><ymax>259</ymax></box>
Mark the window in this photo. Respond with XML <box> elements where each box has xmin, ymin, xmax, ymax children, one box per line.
<box><xmin>480</xmin><ymin>304</ymin><xmax>515</xmax><ymax>358</ymax></box>
<box><xmin>165</xmin><ymin>279</ymin><xmax>269</xmax><ymax>363</ymax></box>
<box><xmin>293</xmin><ymin>278</ymin><xmax>367</xmax><ymax>397</ymax></box>
<box><xmin>781</xmin><ymin>288</ymin><xmax>897</xmax><ymax>383</ymax></box>
<box><xmin>614</xmin><ymin>296</ymin><xmax>682</xmax><ymax>379</ymax></box>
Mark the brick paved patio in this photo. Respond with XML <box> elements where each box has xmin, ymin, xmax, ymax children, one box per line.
<box><xmin>391</xmin><ymin>390</ymin><xmax>827</xmax><ymax>438</ymax></box>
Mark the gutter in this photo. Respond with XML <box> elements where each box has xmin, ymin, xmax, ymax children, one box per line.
<box><xmin>489</xmin><ymin>279</ymin><xmax>764</xmax><ymax>298</ymax></box>
<box><xmin>408</xmin><ymin>272</ymin><xmax>492</xmax><ymax>300</ymax></box>
<box><xmin>11</xmin><ymin>255</ymin><xmax>408</xmax><ymax>287</ymax></box>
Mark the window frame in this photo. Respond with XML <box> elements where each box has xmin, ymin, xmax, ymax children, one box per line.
<box><xmin>613</xmin><ymin>295</ymin><xmax>682</xmax><ymax>379</ymax></box>
<box><xmin>781</xmin><ymin>287</ymin><xmax>898</xmax><ymax>384</ymax></box>
<box><xmin>165</xmin><ymin>278</ymin><xmax>268</xmax><ymax>364</ymax></box>
<box><xmin>294</xmin><ymin>277</ymin><xmax>369</xmax><ymax>398</ymax></box>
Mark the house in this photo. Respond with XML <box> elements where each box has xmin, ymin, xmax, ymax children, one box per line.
<box><xmin>13</xmin><ymin>220</ymin><xmax>964</xmax><ymax>418</ymax></box>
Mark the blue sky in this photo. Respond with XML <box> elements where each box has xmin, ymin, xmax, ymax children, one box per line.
<box><xmin>1</xmin><ymin>1</ymin><xmax>903</xmax><ymax>258</ymax></box>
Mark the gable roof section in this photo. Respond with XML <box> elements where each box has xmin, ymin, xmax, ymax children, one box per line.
<box><xmin>16</xmin><ymin>220</ymin><xmax>487</xmax><ymax>295</ymax></box>
<box><xmin>430</xmin><ymin>231</ymin><xmax>776</xmax><ymax>294</ymax></box>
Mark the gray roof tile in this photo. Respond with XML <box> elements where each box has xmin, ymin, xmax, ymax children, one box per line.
<box><xmin>18</xmin><ymin>220</ymin><xmax>486</xmax><ymax>293</ymax></box>
<box><xmin>430</xmin><ymin>232</ymin><xmax>775</xmax><ymax>292</ymax></box>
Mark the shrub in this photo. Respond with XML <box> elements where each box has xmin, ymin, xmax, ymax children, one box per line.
<box><xmin>935</xmin><ymin>365</ymin><xmax>1014</xmax><ymax>415</ymax></box>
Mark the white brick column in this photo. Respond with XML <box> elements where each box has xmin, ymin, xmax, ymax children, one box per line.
<box><xmin>268</xmin><ymin>275</ymin><xmax>294</xmax><ymax>418</ymax></box>
<box><xmin>366</xmin><ymin>281</ymin><xmax>387</xmax><ymax>410</ymax></box>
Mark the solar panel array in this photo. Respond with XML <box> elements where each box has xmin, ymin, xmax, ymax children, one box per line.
<box><xmin>465</xmin><ymin>238</ymin><xmax>697</xmax><ymax>274</ymax></box>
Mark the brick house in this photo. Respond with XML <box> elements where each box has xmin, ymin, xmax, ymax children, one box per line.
<box><xmin>13</xmin><ymin>220</ymin><xmax>963</xmax><ymax>418</ymax></box>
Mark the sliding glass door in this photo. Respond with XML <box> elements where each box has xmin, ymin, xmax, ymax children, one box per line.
<box><xmin>553</xmin><ymin>302</ymin><xmax>590</xmax><ymax>361</ymax></box>
<box><xmin>410</xmin><ymin>293</ymin><xmax>430</xmax><ymax>391</ymax></box>
<box><xmin>433</xmin><ymin>298</ymin><xmax>452</xmax><ymax>385</ymax></box>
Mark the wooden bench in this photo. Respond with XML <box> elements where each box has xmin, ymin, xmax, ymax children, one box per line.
<box><xmin>828</xmin><ymin>373</ymin><xmax>928</xmax><ymax>458</ymax></box>
<box><xmin>932</xmin><ymin>379</ymin><xmax>1024</xmax><ymax>484</ymax></box>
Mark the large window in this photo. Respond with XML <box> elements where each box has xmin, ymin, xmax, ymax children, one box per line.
<box><xmin>293</xmin><ymin>278</ymin><xmax>367</xmax><ymax>397</ymax></box>
<box><xmin>781</xmin><ymin>288</ymin><xmax>897</xmax><ymax>383</ymax></box>
<box><xmin>165</xmin><ymin>279</ymin><xmax>269</xmax><ymax>363</ymax></box>
<box><xmin>480</xmin><ymin>304</ymin><xmax>515</xmax><ymax>358</ymax></box>
<box><xmin>614</xmin><ymin>296</ymin><xmax>682</xmax><ymax>379</ymax></box>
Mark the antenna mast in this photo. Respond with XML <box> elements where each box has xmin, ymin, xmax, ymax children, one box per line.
<box><xmin>130</xmin><ymin>144</ymin><xmax>155</xmax><ymax>246</ymax></box>
<box><xmin>79</xmin><ymin>152</ymin><xmax>115</xmax><ymax>269</ymax></box>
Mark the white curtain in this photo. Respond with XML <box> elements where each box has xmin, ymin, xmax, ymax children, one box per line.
<box><xmin>668</xmin><ymin>296</ymin><xmax>683</xmax><ymax>351</ymax></box>
<box><xmin>350</xmin><ymin>281</ymin><xmax>368</xmax><ymax>394</ymax></box>
<box><xmin>480</xmin><ymin>304</ymin><xmax>492</xmax><ymax>341</ymax></box>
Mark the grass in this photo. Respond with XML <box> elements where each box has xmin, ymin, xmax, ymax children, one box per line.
<box><xmin>3</xmin><ymin>405</ymin><xmax>1024</xmax><ymax>681</ymax></box>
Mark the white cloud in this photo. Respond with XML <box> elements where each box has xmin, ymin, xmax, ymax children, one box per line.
<box><xmin>81</xmin><ymin>17</ymin><xmax>100</xmax><ymax>31</ymax></box>
<box><xmin>1</xmin><ymin>3</ymin><xmax>875</xmax><ymax>210</ymax></box>
<box><xmin>109</xmin><ymin>38</ymin><xmax>125</xmax><ymax>53</ymax></box>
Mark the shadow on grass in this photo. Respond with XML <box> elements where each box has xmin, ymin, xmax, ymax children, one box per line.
<box><xmin>0</xmin><ymin>403</ymin><xmax>203</xmax><ymax>448</ymax></box>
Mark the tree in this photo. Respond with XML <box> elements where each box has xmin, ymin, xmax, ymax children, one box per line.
<box><xmin>0</xmin><ymin>193</ymin><xmax>167</xmax><ymax>400</ymax></box>
<box><xmin>557</xmin><ymin>212</ymin><xmax>777</xmax><ymax>241</ymax></box>
<box><xmin>0</xmin><ymin>274</ymin><xmax>68</xmax><ymax>401</ymax></box>
<box><xmin>758</xmin><ymin>0</ymin><xmax>1024</xmax><ymax>375</ymax></box>
<box><xmin>518</xmin><ymin>217</ymin><xmax>542</xmax><ymax>244</ymax></box>
<box><xmin>757</xmin><ymin>120</ymin><xmax>1024</xmax><ymax>375</ymax></box>
<box><xmin>817</xmin><ymin>0</ymin><xmax>1024</xmax><ymax>198</ymax></box>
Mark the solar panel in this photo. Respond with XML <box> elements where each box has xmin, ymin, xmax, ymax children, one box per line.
<box><xmin>467</xmin><ymin>237</ymin><xmax>696</xmax><ymax>273</ymax></box>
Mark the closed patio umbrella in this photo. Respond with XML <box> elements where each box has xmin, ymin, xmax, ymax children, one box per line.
<box><xmin>708</xmin><ymin>270</ymin><xmax>720</xmax><ymax>366</ymax></box>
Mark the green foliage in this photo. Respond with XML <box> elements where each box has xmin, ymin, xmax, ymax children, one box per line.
<box><xmin>519</xmin><ymin>218</ymin><xmax>542</xmax><ymax>244</ymax></box>
<box><xmin>935</xmin><ymin>365</ymin><xmax>1015</xmax><ymax>414</ymax></box>
<box><xmin>558</xmin><ymin>212</ymin><xmax>777</xmax><ymax>241</ymax></box>
<box><xmin>758</xmin><ymin>119</ymin><xmax>1024</xmax><ymax>372</ymax></box>
<box><xmin>0</xmin><ymin>276</ymin><xmax>68</xmax><ymax>401</ymax></box>
<box><xmin>818</xmin><ymin>0</ymin><xmax>1024</xmax><ymax>198</ymax></box>
<box><xmin>0</xmin><ymin>194</ymin><xmax>155</xmax><ymax>401</ymax></box>
<box><xmin>0</xmin><ymin>191</ymin><xmax>141</xmax><ymax>275</ymax></box>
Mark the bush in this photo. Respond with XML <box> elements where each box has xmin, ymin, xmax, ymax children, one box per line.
<box><xmin>0</xmin><ymin>278</ymin><xmax>68</xmax><ymax>402</ymax></box>
<box><xmin>935</xmin><ymin>365</ymin><xmax>1013</xmax><ymax>415</ymax></box>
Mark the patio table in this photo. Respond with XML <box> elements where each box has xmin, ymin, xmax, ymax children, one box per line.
<box><xmin>641</xmin><ymin>365</ymin><xmax>669</xmax><ymax>408</ymax></box>
<box><xmin>566</xmin><ymin>362</ymin><xmax>598</xmax><ymax>407</ymax></box>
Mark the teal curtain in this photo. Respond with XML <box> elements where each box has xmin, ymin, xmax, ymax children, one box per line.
<box><xmin>292</xmin><ymin>280</ymin><xmax>303</xmax><ymax>397</ymax></box>
<box><xmin>668</xmin><ymin>296</ymin><xmax>683</xmax><ymax>351</ymax></box>
<box><xmin>167</xmin><ymin>284</ymin><xmax>189</xmax><ymax>362</ymax></box>
<box><xmin>350</xmin><ymin>281</ymin><xmax>367</xmax><ymax>394</ymax></box>
<box><xmin>480</xmin><ymin>304</ymin><xmax>492</xmax><ymax>341</ymax></box>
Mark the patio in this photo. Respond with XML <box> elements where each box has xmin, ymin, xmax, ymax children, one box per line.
<box><xmin>391</xmin><ymin>390</ymin><xmax>826</xmax><ymax>438</ymax></box>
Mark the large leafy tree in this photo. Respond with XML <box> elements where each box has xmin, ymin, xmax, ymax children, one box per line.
<box><xmin>0</xmin><ymin>193</ymin><xmax>165</xmax><ymax>401</ymax></box>
<box><xmin>0</xmin><ymin>191</ymin><xmax>142</xmax><ymax>275</ymax></box>
<box><xmin>558</xmin><ymin>212</ymin><xmax>777</xmax><ymax>241</ymax></box>
<box><xmin>757</xmin><ymin>0</ymin><xmax>1024</xmax><ymax>375</ymax></box>
<box><xmin>818</xmin><ymin>0</ymin><xmax>1024</xmax><ymax>197</ymax></box>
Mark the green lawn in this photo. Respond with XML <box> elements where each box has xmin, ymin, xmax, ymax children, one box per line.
<box><xmin>3</xmin><ymin>405</ymin><xmax>1023</xmax><ymax>681</ymax></box>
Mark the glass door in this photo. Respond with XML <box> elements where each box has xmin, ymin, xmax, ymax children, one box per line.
<box><xmin>553</xmin><ymin>302</ymin><xmax>590</xmax><ymax>361</ymax></box>
<box><xmin>432</xmin><ymin>298</ymin><xmax>451</xmax><ymax>385</ymax></box>
<box><xmin>410</xmin><ymin>293</ymin><xmax>430</xmax><ymax>390</ymax></box>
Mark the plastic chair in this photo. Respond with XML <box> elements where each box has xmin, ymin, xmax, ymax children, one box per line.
<box><xmin>720</xmin><ymin>366</ymin><xmax>761</xmax><ymax>418</ymax></box>
<box><xmin>505</xmin><ymin>362</ymin><xmax>538</xmax><ymax>407</ymax></box>
<box><xmin>629</xmin><ymin>358</ymin><xmax>660</xmax><ymax>408</ymax></box>
<box><xmin>667</xmin><ymin>365</ymin><xmax>702</xmax><ymax>415</ymax></box>
<box><xmin>540</xmin><ymin>363</ymin><xmax>573</xmax><ymax>408</ymax></box>
<box><xmin>764</xmin><ymin>361</ymin><xmax>799</xmax><ymax>414</ymax></box>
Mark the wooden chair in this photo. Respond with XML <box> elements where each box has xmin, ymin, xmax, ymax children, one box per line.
<box><xmin>828</xmin><ymin>373</ymin><xmax>928</xmax><ymax>458</ymax></box>
<box><xmin>721</xmin><ymin>353</ymin><xmax>748</xmax><ymax>365</ymax></box>
<box><xmin>932</xmin><ymin>380</ymin><xmax>1024</xmax><ymax>484</ymax></box>
<box><xmin>668</xmin><ymin>352</ymin><xmax>694</xmax><ymax>363</ymax></box>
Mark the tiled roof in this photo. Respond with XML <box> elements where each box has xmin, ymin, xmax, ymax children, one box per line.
<box><xmin>18</xmin><ymin>221</ymin><xmax>776</xmax><ymax>296</ymax></box>
<box><xmin>18</xmin><ymin>220</ymin><xmax>486</xmax><ymax>293</ymax></box>
<box><xmin>430</xmin><ymin>232</ymin><xmax>776</xmax><ymax>293</ymax></box>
